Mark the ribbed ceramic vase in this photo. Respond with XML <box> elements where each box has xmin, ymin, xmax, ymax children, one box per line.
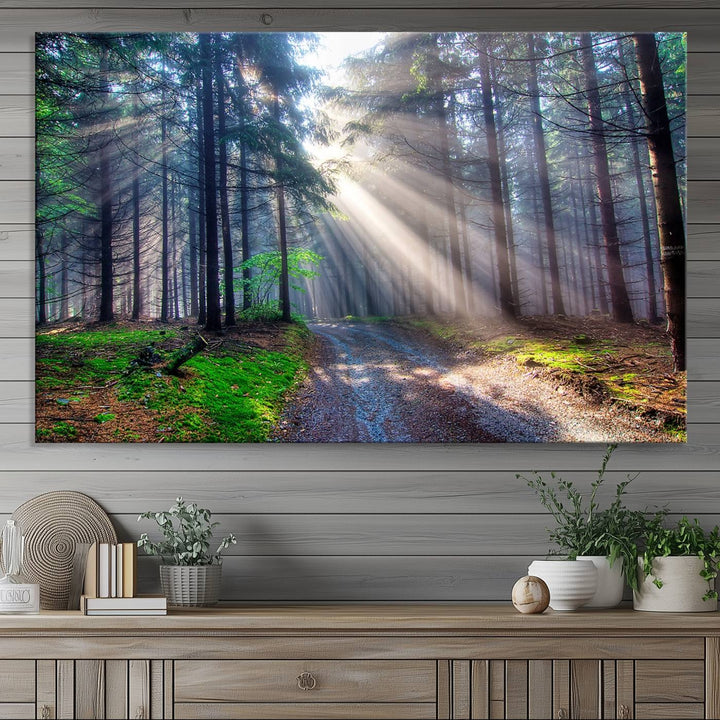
<box><xmin>528</xmin><ymin>559</ymin><xmax>598</xmax><ymax>611</ymax></box>
<box><xmin>633</xmin><ymin>556</ymin><xmax>717</xmax><ymax>612</ymax></box>
<box><xmin>160</xmin><ymin>564</ymin><xmax>221</xmax><ymax>607</ymax></box>
<box><xmin>577</xmin><ymin>556</ymin><xmax>624</xmax><ymax>608</ymax></box>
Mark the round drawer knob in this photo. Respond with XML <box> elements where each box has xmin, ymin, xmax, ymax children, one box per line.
<box><xmin>297</xmin><ymin>671</ymin><xmax>317</xmax><ymax>691</ymax></box>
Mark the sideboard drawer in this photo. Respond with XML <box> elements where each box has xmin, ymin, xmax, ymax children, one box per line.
<box><xmin>174</xmin><ymin>701</ymin><xmax>437</xmax><ymax>719</ymax></box>
<box><xmin>174</xmin><ymin>660</ymin><xmax>437</xmax><ymax>703</ymax></box>
<box><xmin>635</xmin><ymin>660</ymin><xmax>705</xmax><ymax>702</ymax></box>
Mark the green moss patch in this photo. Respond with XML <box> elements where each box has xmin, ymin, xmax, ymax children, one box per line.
<box><xmin>35</xmin><ymin>323</ymin><xmax>311</xmax><ymax>442</ymax></box>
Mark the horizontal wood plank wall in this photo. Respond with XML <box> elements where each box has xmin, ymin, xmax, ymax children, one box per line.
<box><xmin>0</xmin><ymin>1</ymin><xmax>717</xmax><ymax>602</ymax></box>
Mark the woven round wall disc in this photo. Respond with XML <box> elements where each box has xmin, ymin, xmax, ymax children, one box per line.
<box><xmin>11</xmin><ymin>491</ymin><xmax>117</xmax><ymax>610</ymax></box>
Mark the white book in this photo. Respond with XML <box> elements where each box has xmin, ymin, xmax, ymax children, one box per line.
<box><xmin>83</xmin><ymin>595</ymin><xmax>167</xmax><ymax>611</ymax></box>
<box><xmin>98</xmin><ymin>543</ymin><xmax>111</xmax><ymax>598</ymax></box>
<box><xmin>116</xmin><ymin>544</ymin><xmax>123</xmax><ymax>598</ymax></box>
<box><xmin>110</xmin><ymin>544</ymin><xmax>117</xmax><ymax>598</ymax></box>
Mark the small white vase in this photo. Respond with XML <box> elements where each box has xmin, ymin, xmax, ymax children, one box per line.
<box><xmin>577</xmin><ymin>556</ymin><xmax>624</xmax><ymax>608</ymax></box>
<box><xmin>528</xmin><ymin>559</ymin><xmax>597</xmax><ymax>611</ymax></box>
<box><xmin>633</xmin><ymin>556</ymin><xmax>717</xmax><ymax>613</ymax></box>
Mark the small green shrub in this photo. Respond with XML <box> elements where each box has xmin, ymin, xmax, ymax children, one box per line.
<box><xmin>137</xmin><ymin>497</ymin><xmax>237</xmax><ymax>566</ymax></box>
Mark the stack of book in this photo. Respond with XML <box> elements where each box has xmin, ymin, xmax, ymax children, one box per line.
<box><xmin>80</xmin><ymin>594</ymin><xmax>167</xmax><ymax>616</ymax></box>
<box><xmin>81</xmin><ymin>542</ymin><xmax>167</xmax><ymax>615</ymax></box>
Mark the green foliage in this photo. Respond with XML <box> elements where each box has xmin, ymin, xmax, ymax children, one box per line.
<box><xmin>238</xmin><ymin>302</ymin><xmax>305</xmax><ymax>324</ymax></box>
<box><xmin>37</xmin><ymin>327</ymin><xmax>176</xmax><ymax>350</ymax></box>
<box><xmin>44</xmin><ymin>421</ymin><xmax>78</xmax><ymax>440</ymax></box>
<box><xmin>238</xmin><ymin>248</ymin><xmax>323</xmax><ymax>308</ymax></box>
<box><xmin>640</xmin><ymin>516</ymin><xmax>720</xmax><ymax>600</ymax></box>
<box><xmin>137</xmin><ymin>497</ymin><xmax>237</xmax><ymax>566</ymax></box>
<box><xmin>341</xmin><ymin>315</ymin><xmax>391</xmax><ymax>324</ymax></box>
<box><xmin>36</xmin><ymin>326</ymin><xmax>311</xmax><ymax>443</ymax></box>
<box><xmin>518</xmin><ymin>445</ymin><xmax>667</xmax><ymax>591</ymax></box>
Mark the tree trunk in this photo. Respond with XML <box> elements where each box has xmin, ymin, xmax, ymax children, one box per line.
<box><xmin>214</xmin><ymin>39</ymin><xmax>235</xmax><ymax>327</ymax></box>
<box><xmin>529</xmin><ymin>148</ymin><xmax>548</xmax><ymax>315</ymax></box>
<box><xmin>232</xmin><ymin>39</ymin><xmax>253</xmax><ymax>313</ymax></box>
<box><xmin>200</xmin><ymin>34</ymin><xmax>222</xmax><ymax>332</ymax></box>
<box><xmin>616</xmin><ymin>39</ymin><xmax>660</xmax><ymax>324</ymax></box>
<box><xmin>160</xmin><ymin>69</ymin><xmax>170</xmax><ymax>324</ymax></box>
<box><xmin>165</xmin><ymin>335</ymin><xmax>209</xmax><ymax>374</ymax></box>
<box><xmin>573</xmin><ymin>153</ymin><xmax>595</xmax><ymax>314</ymax></box>
<box><xmin>36</xmin><ymin>230</ymin><xmax>47</xmax><ymax>325</ymax></box>
<box><xmin>131</xmin><ymin>96</ymin><xmax>142</xmax><ymax>321</ymax></box>
<box><xmin>171</xmin><ymin>173</ymin><xmax>179</xmax><ymax>320</ymax></box>
<box><xmin>188</xmin><ymin>184</ymin><xmax>199</xmax><ymax>318</ymax></box>
<box><xmin>491</xmin><ymin>57</ymin><xmax>519</xmax><ymax>310</ymax></box>
<box><xmin>580</xmin><ymin>32</ymin><xmax>634</xmax><ymax>324</ymax></box>
<box><xmin>478</xmin><ymin>37</ymin><xmax>514</xmax><ymax>319</ymax></box>
<box><xmin>527</xmin><ymin>33</ymin><xmax>565</xmax><ymax>316</ymax></box>
<box><xmin>60</xmin><ymin>234</ymin><xmax>69</xmax><ymax>320</ymax></box>
<box><xmin>240</xmin><ymin>140</ymin><xmax>251</xmax><ymax>312</ymax></box>
<box><xmin>98</xmin><ymin>46</ymin><xmax>114</xmax><ymax>323</ymax></box>
<box><xmin>633</xmin><ymin>33</ymin><xmax>685</xmax><ymax>370</ymax></box>
<box><xmin>273</xmin><ymin>96</ymin><xmax>292</xmax><ymax>323</ymax></box>
<box><xmin>435</xmin><ymin>77</ymin><xmax>465</xmax><ymax>316</ymax></box>
<box><xmin>196</xmin><ymin>80</ymin><xmax>207</xmax><ymax>326</ymax></box>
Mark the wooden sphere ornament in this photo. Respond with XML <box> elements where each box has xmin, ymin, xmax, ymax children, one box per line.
<box><xmin>512</xmin><ymin>575</ymin><xmax>550</xmax><ymax>614</ymax></box>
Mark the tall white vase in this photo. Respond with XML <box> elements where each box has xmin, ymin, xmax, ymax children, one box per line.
<box><xmin>528</xmin><ymin>559</ymin><xmax>598</xmax><ymax>611</ymax></box>
<box><xmin>577</xmin><ymin>556</ymin><xmax>624</xmax><ymax>608</ymax></box>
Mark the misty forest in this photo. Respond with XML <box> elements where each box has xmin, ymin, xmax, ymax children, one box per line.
<box><xmin>35</xmin><ymin>31</ymin><xmax>686</xmax><ymax>443</ymax></box>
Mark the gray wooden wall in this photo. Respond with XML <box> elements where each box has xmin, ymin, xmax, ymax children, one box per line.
<box><xmin>0</xmin><ymin>0</ymin><xmax>718</xmax><ymax>602</ymax></box>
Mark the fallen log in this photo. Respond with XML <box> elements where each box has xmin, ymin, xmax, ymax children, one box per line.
<box><xmin>164</xmin><ymin>335</ymin><xmax>209</xmax><ymax>374</ymax></box>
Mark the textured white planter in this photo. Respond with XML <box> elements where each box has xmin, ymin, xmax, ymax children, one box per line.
<box><xmin>577</xmin><ymin>556</ymin><xmax>624</xmax><ymax>608</ymax></box>
<box><xmin>527</xmin><ymin>559</ymin><xmax>597</xmax><ymax>611</ymax></box>
<box><xmin>633</xmin><ymin>556</ymin><xmax>717</xmax><ymax>613</ymax></box>
<box><xmin>160</xmin><ymin>564</ymin><xmax>222</xmax><ymax>607</ymax></box>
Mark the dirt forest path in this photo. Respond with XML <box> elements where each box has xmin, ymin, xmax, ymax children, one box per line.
<box><xmin>271</xmin><ymin>321</ymin><xmax>669</xmax><ymax>443</ymax></box>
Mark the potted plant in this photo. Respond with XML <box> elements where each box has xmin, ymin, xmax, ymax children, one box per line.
<box><xmin>519</xmin><ymin>445</ymin><xmax>664</xmax><ymax>609</ymax></box>
<box><xmin>138</xmin><ymin>497</ymin><xmax>237</xmax><ymax>607</ymax></box>
<box><xmin>633</xmin><ymin>516</ymin><xmax>720</xmax><ymax>612</ymax></box>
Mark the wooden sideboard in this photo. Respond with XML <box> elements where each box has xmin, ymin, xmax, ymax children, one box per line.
<box><xmin>0</xmin><ymin>606</ymin><xmax>717</xmax><ymax>719</ymax></box>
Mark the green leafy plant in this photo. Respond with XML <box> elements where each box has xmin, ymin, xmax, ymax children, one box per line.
<box><xmin>640</xmin><ymin>515</ymin><xmax>720</xmax><ymax>600</ymax></box>
<box><xmin>137</xmin><ymin>497</ymin><xmax>237</xmax><ymax>566</ymax></box>
<box><xmin>518</xmin><ymin>444</ymin><xmax>666</xmax><ymax>591</ymax></box>
<box><xmin>237</xmin><ymin>248</ymin><xmax>323</xmax><ymax>308</ymax></box>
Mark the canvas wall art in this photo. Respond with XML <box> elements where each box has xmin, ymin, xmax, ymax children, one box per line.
<box><xmin>35</xmin><ymin>31</ymin><xmax>686</xmax><ymax>443</ymax></box>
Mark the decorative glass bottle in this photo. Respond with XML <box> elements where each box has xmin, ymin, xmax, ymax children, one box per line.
<box><xmin>0</xmin><ymin>520</ymin><xmax>40</xmax><ymax>613</ymax></box>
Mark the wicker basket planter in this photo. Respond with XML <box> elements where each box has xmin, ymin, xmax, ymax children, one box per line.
<box><xmin>160</xmin><ymin>564</ymin><xmax>222</xmax><ymax>607</ymax></box>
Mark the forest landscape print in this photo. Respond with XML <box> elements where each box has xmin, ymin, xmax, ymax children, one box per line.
<box><xmin>35</xmin><ymin>31</ymin><xmax>686</xmax><ymax>443</ymax></box>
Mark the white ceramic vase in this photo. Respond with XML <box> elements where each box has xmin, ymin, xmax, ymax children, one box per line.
<box><xmin>633</xmin><ymin>556</ymin><xmax>718</xmax><ymax>612</ymax></box>
<box><xmin>527</xmin><ymin>559</ymin><xmax>598</xmax><ymax>611</ymax></box>
<box><xmin>577</xmin><ymin>555</ymin><xmax>624</xmax><ymax>608</ymax></box>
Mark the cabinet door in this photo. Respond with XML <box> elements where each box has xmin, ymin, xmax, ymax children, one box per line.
<box><xmin>468</xmin><ymin>659</ymin><xmax>601</xmax><ymax>719</ymax></box>
<box><xmin>468</xmin><ymin>656</ymin><xmax>707</xmax><ymax>719</ymax></box>
<box><xmin>0</xmin><ymin>660</ymin><xmax>36</xmax><ymax>719</ymax></box>
<box><xmin>35</xmin><ymin>660</ymin><xmax>167</xmax><ymax>720</ymax></box>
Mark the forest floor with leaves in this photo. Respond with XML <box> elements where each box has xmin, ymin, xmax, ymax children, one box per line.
<box><xmin>273</xmin><ymin>315</ymin><xmax>685</xmax><ymax>443</ymax></box>
<box><xmin>405</xmin><ymin>314</ymin><xmax>686</xmax><ymax>440</ymax></box>
<box><xmin>35</xmin><ymin>320</ymin><xmax>312</xmax><ymax>442</ymax></box>
<box><xmin>35</xmin><ymin>314</ymin><xmax>685</xmax><ymax>443</ymax></box>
